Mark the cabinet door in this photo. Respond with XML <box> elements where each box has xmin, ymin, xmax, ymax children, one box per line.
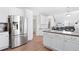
<box><xmin>64</xmin><ymin>35</ymin><xmax>79</xmax><ymax>51</ymax></box>
<box><xmin>0</xmin><ymin>35</ymin><xmax>9</xmax><ymax>50</ymax></box>
<box><xmin>53</xmin><ymin>34</ymin><xmax>64</xmax><ymax>51</ymax></box>
<box><xmin>48</xmin><ymin>33</ymin><xmax>58</xmax><ymax>50</ymax></box>
<box><xmin>64</xmin><ymin>35</ymin><xmax>71</xmax><ymax>51</ymax></box>
<box><xmin>43</xmin><ymin>32</ymin><xmax>64</xmax><ymax>50</ymax></box>
<box><xmin>40</xmin><ymin>15</ymin><xmax>48</xmax><ymax>25</ymax></box>
<box><xmin>43</xmin><ymin>33</ymin><xmax>55</xmax><ymax>50</ymax></box>
<box><xmin>43</xmin><ymin>37</ymin><xmax>53</xmax><ymax>49</ymax></box>
<box><xmin>39</xmin><ymin>29</ymin><xmax>43</xmax><ymax>36</ymax></box>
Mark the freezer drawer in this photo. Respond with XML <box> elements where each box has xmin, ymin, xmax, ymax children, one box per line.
<box><xmin>20</xmin><ymin>35</ymin><xmax>27</xmax><ymax>45</ymax></box>
<box><xmin>10</xmin><ymin>35</ymin><xmax>27</xmax><ymax>48</ymax></box>
<box><xmin>11</xmin><ymin>35</ymin><xmax>20</xmax><ymax>48</ymax></box>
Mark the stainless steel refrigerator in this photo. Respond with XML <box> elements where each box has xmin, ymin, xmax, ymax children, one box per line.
<box><xmin>8</xmin><ymin>15</ymin><xmax>27</xmax><ymax>48</ymax></box>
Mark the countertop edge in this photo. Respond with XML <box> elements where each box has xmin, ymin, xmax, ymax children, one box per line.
<box><xmin>43</xmin><ymin>30</ymin><xmax>79</xmax><ymax>37</ymax></box>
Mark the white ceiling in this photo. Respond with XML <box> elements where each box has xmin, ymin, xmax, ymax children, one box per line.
<box><xmin>26</xmin><ymin>7</ymin><xmax>79</xmax><ymax>15</ymax></box>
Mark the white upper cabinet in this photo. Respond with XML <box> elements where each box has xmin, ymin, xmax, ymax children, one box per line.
<box><xmin>40</xmin><ymin>15</ymin><xmax>56</xmax><ymax>29</ymax></box>
<box><xmin>0</xmin><ymin>8</ymin><xmax>8</xmax><ymax>23</ymax></box>
<box><xmin>39</xmin><ymin>15</ymin><xmax>49</xmax><ymax>30</ymax></box>
<box><xmin>40</xmin><ymin>15</ymin><xmax>48</xmax><ymax>25</ymax></box>
<box><xmin>0</xmin><ymin>16</ymin><xmax>8</xmax><ymax>23</ymax></box>
<box><xmin>8</xmin><ymin>7</ymin><xmax>24</xmax><ymax>16</ymax></box>
<box><xmin>0</xmin><ymin>7</ymin><xmax>24</xmax><ymax>23</ymax></box>
<box><xmin>54</xmin><ymin>34</ymin><xmax>64</xmax><ymax>50</ymax></box>
<box><xmin>54</xmin><ymin>14</ymin><xmax>66</xmax><ymax>27</ymax></box>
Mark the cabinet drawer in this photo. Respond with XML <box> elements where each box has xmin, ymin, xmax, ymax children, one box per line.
<box><xmin>0</xmin><ymin>36</ymin><xmax>9</xmax><ymax>43</ymax></box>
<box><xmin>64</xmin><ymin>41</ymin><xmax>79</xmax><ymax>51</ymax></box>
<box><xmin>70</xmin><ymin>36</ymin><xmax>79</xmax><ymax>44</ymax></box>
<box><xmin>65</xmin><ymin>36</ymin><xmax>79</xmax><ymax>44</ymax></box>
<box><xmin>0</xmin><ymin>33</ymin><xmax>9</xmax><ymax>37</ymax></box>
<box><xmin>44</xmin><ymin>33</ymin><xmax>56</xmax><ymax>38</ymax></box>
<box><xmin>0</xmin><ymin>36</ymin><xmax>9</xmax><ymax>50</ymax></box>
<box><xmin>0</xmin><ymin>32</ymin><xmax>8</xmax><ymax>34</ymax></box>
<box><xmin>64</xmin><ymin>35</ymin><xmax>79</xmax><ymax>51</ymax></box>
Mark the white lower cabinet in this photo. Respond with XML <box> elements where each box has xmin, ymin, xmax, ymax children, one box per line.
<box><xmin>43</xmin><ymin>33</ymin><xmax>55</xmax><ymax>49</ymax></box>
<box><xmin>64</xmin><ymin>36</ymin><xmax>79</xmax><ymax>51</ymax></box>
<box><xmin>43</xmin><ymin>33</ymin><xmax>64</xmax><ymax>50</ymax></box>
<box><xmin>0</xmin><ymin>32</ymin><xmax>9</xmax><ymax>50</ymax></box>
<box><xmin>43</xmin><ymin>32</ymin><xmax>79</xmax><ymax>51</ymax></box>
<box><xmin>54</xmin><ymin>34</ymin><xmax>64</xmax><ymax>50</ymax></box>
<box><xmin>43</xmin><ymin>37</ymin><xmax>53</xmax><ymax>49</ymax></box>
<box><xmin>64</xmin><ymin>41</ymin><xmax>79</xmax><ymax>51</ymax></box>
<box><xmin>0</xmin><ymin>35</ymin><xmax>9</xmax><ymax>50</ymax></box>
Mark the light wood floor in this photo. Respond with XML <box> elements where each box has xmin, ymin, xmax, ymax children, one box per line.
<box><xmin>6</xmin><ymin>34</ymin><xmax>51</xmax><ymax>51</ymax></box>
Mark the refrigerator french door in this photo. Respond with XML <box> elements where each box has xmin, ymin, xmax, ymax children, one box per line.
<box><xmin>8</xmin><ymin>15</ymin><xmax>27</xmax><ymax>48</ymax></box>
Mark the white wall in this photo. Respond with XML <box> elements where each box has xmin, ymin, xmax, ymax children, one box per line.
<box><xmin>24</xmin><ymin>18</ymin><xmax>27</xmax><ymax>34</ymax></box>
<box><xmin>25</xmin><ymin>9</ymin><xmax>33</xmax><ymax>40</ymax></box>
<box><xmin>36</xmin><ymin>15</ymin><xmax>40</xmax><ymax>35</ymax></box>
<box><xmin>54</xmin><ymin>11</ymin><xmax>79</xmax><ymax>27</ymax></box>
<box><xmin>33</xmin><ymin>16</ymin><xmax>37</xmax><ymax>33</ymax></box>
<box><xmin>40</xmin><ymin>15</ymin><xmax>46</xmax><ymax>24</ymax></box>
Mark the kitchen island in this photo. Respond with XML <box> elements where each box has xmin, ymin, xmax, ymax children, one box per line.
<box><xmin>43</xmin><ymin>30</ymin><xmax>79</xmax><ymax>51</ymax></box>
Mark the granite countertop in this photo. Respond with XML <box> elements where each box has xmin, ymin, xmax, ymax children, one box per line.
<box><xmin>43</xmin><ymin>30</ymin><xmax>79</xmax><ymax>37</ymax></box>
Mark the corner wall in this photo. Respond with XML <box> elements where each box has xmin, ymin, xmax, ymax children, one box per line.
<box><xmin>25</xmin><ymin>9</ymin><xmax>33</xmax><ymax>40</ymax></box>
